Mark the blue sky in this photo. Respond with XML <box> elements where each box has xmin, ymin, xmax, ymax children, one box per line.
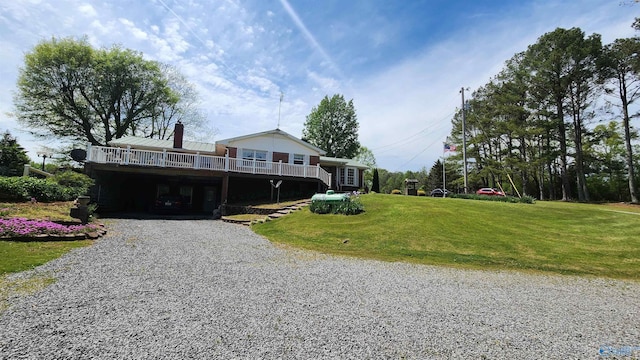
<box><xmin>0</xmin><ymin>0</ymin><xmax>637</xmax><ymax>171</ymax></box>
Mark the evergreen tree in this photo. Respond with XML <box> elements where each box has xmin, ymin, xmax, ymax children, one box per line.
<box><xmin>0</xmin><ymin>131</ymin><xmax>30</xmax><ymax>176</ymax></box>
<box><xmin>371</xmin><ymin>168</ymin><xmax>380</xmax><ymax>193</ymax></box>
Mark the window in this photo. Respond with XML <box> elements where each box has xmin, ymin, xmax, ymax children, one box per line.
<box><xmin>241</xmin><ymin>149</ymin><xmax>268</xmax><ymax>167</ymax></box>
<box><xmin>293</xmin><ymin>154</ymin><xmax>305</xmax><ymax>165</ymax></box>
<box><xmin>346</xmin><ymin>168</ymin><xmax>355</xmax><ymax>186</ymax></box>
<box><xmin>338</xmin><ymin>167</ymin><xmax>357</xmax><ymax>187</ymax></box>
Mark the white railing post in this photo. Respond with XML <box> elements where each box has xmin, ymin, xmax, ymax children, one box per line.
<box><xmin>86</xmin><ymin>143</ymin><xmax>92</xmax><ymax>162</ymax></box>
<box><xmin>125</xmin><ymin>146</ymin><xmax>131</xmax><ymax>165</ymax></box>
<box><xmin>81</xmin><ymin>145</ymin><xmax>333</xmax><ymax>186</ymax></box>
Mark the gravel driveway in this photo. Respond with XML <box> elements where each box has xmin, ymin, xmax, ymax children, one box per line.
<box><xmin>1</xmin><ymin>219</ymin><xmax>639</xmax><ymax>359</ymax></box>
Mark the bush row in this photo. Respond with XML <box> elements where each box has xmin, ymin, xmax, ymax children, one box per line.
<box><xmin>449</xmin><ymin>193</ymin><xmax>535</xmax><ymax>204</ymax></box>
<box><xmin>309</xmin><ymin>198</ymin><xmax>365</xmax><ymax>215</ymax></box>
<box><xmin>0</xmin><ymin>172</ymin><xmax>94</xmax><ymax>202</ymax></box>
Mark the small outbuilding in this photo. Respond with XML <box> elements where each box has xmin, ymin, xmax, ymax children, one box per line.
<box><xmin>404</xmin><ymin>179</ymin><xmax>419</xmax><ymax>196</ymax></box>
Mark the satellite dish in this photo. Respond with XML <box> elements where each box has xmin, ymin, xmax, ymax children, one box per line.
<box><xmin>70</xmin><ymin>149</ymin><xmax>87</xmax><ymax>162</ymax></box>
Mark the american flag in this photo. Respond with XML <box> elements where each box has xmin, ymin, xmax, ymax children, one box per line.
<box><xmin>444</xmin><ymin>143</ymin><xmax>457</xmax><ymax>152</ymax></box>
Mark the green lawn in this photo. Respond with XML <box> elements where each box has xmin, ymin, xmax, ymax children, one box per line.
<box><xmin>252</xmin><ymin>194</ymin><xmax>640</xmax><ymax>280</ymax></box>
<box><xmin>0</xmin><ymin>240</ymin><xmax>93</xmax><ymax>275</ymax></box>
<box><xmin>1</xmin><ymin>201</ymin><xmax>94</xmax><ymax>275</ymax></box>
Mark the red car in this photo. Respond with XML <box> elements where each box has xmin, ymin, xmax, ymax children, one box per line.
<box><xmin>476</xmin><ymin>188</ymin><xmax>505</xmax><ymax>196</ymax></box>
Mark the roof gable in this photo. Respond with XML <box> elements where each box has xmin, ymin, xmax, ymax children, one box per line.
<box><xmin>216</xmin><ymin>128</ymin><xmax>326</xmax><ymax>155</ymax></box>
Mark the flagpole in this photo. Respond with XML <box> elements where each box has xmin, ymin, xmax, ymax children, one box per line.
<box><xmin>442</xmin><ymin>143</ymin><xmax>446</xmax><ymax>198</ymax></box>
<box><xmin>461</xmin><ymin>87</ymin><xmax>468</xmax><ymax>194</ymax></box>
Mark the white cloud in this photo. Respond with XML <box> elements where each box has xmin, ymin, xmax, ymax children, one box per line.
<box><xmin>307</xmin><ymin>71</ymin><xmax>340</xmax><ymax>94</ymax></box>
<box><xmin>0</xmin><ymin>0</ymin><xmax>637</xmax><ymax>168</ymax></box>
<box><xmin>78</xmin><ymin>3</ymin><xmax>97</xmax><ymax>17</ymax></box>
<box><xmin>119</xmin><ymin>18</ymin><xmax>149</xmax><ymax>40</ymax></box>
<box><xmin>163</xmin><ymin>19</ymin><xmax>190</xmax><ymax>54</ymax></box>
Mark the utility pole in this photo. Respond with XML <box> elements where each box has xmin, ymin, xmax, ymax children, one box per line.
<box><xmin>460</xmin><ymin>87</ymin><xmax>468</xmax><ymax>194</ymax></box>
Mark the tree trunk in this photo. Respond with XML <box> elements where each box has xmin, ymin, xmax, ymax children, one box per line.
<box><xmin>621</xmin><ymin>80</ymin><xmax>639</xmax><ymax>204</ymax></box>
<box><xmin>572</xmin><ymin>111</ymin><xmax>589</xmax><ymax>202</ymax></box>
<box><xmin>520</xmin><ymin>134</ymin><xmax>528</xmax><ymax>197</ymax></box>
<box><xmin>556</xmin><ymin>97</ymin><xmax>571</xmax><ymax>201</ymax></box>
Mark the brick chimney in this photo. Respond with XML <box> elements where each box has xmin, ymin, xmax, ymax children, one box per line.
<box><xmin>173</xmin><ymin>121</ymin><xmax>184</xmax><ymax>149</ymax></box>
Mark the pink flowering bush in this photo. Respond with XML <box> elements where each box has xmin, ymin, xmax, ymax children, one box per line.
<box><xmin>0</xmin><ymin>217</ymin><xmax>100</xmax><ymax>238</ymax></box>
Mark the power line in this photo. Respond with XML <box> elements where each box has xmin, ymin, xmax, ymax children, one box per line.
<box><xmin>371</xmin><ymin>112</ymin><xmax>455</xmax><ymax>157</ymax></box>
<box><xmin>393</xmin><ymin>135</ymin><xmax>446</xmax><ymax>171</ymax></box>
<box><xmin>371</xmin><ymin>110</ymin><xmax>455</xmax><ymax>154</ymax></box>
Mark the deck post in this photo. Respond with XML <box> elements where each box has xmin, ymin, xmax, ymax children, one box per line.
<box><xmin>125</xmin><ymin>146</ymin><xmax>131</xmax><ymax>165</ymax></box>
<box><xmin>221</xmin><ymin>174</ymin><xmax>229</xmax><ymax>205</ymax></box>
<box><xmin>86</xmin><ymin>143</ymin><xmax>92</xmax><ymax>162</ymax></box>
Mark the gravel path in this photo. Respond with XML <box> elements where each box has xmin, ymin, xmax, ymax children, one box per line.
<box><xmin>1</xmin><ymin>219</ymin><xmax>639</xmax><ymax>359</ymax></box>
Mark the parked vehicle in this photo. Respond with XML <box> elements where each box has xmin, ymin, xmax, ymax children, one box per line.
<box><xmin>153</xmin><ymin>194</ymin><xmax>186</xmax><ymax>213</ymax></box>
<box><xmin>476</xmin><ymin>188</ymin><xmax>505</xmax><ymax>196</ymax></box>
<box><xmin>430</xmin><ymin>188</ymin><xmax>450</xmax><ymax>197</ymax></box>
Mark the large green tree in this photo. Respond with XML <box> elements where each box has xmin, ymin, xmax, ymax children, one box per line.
<box><xmin>134</xmin><ymin>63</ymin><xmax>210</xmax><ymax>141</ymax></box>
<box><xmin>0</xmin><ymin>131</ymin><xmax>30</xmax><ymax>176</ymax></box>
<box><xmin>441</xmin><ymin>24</ymin><xmax>639</xmax><ymax>202</ymax></box>
<box><xmin>353</xmin><ymin>146</ymin><xmax>376</xmax><ymax>190</ymax></box>
<box><xmin>600</xmin><ymin>37</ymin><xmax>640</xmax><ymax>204</ymax></box>
<box><xmin>302</xmin><ymin>94</ymin><xmax>360</xmax><ymax>158</ymax></box>
<box><xmin>13</xmin><ymin>37</ymin><xmax>194</xmax><ymax>147</ymax></box>
<box><xmin>524</xmin><ymin>27</ymin><xmax>601</xmax><ymax>201</ymax></box>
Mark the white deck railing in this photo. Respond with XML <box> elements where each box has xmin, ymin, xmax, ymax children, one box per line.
<box><xmin>86</xmin><ymin>145</ymin><xmax>332</xmax><ymax>186</ymax></box>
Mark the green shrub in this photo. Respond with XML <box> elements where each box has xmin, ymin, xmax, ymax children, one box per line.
<box><xmin>53</xmin><ymin>171</ymin><xmax>94</xmax><ymax>190</ymax></box>
<box><xmin>333</xmin><ymin>198</ymin><xmax>365</xmax><ymax>215</ymax></box>
<box><xmin>0</xmin><ymin>176</ymin><xmax>81</xmax><ymax>202</ymax></box>
<box><xmin>391</xmin><ymin>189</ymin><xmax>402</xmax><ymax>195</ymax></box>
<box><xmin>22</xmin><ymin>178</ymin><xmax>71</xmax><ymax>202</ymax></box>
<box><xmin>449</xmin><ymin>193</ymin><xmax>535</xmax><ymax>204</ymax></box>
<box><xmin>309</xmin><ymin>200</ymin><xmax>333</xmax><ymax>214</ymax></box>
<box><xmin>519</xmin><ymin>196</ymin><xmax>536</xmax><ymax>204</ymax></box>
<box><xmin>309</xmin><ymin>197</ymin><xmax>364</xmax><ymax>215</ymax></box>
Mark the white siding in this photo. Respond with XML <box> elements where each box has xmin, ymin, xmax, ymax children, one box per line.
<box><xmin>228</xmin><ymin>133</ymin><xmax>320</xmax><ymax>157</ymax></box>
